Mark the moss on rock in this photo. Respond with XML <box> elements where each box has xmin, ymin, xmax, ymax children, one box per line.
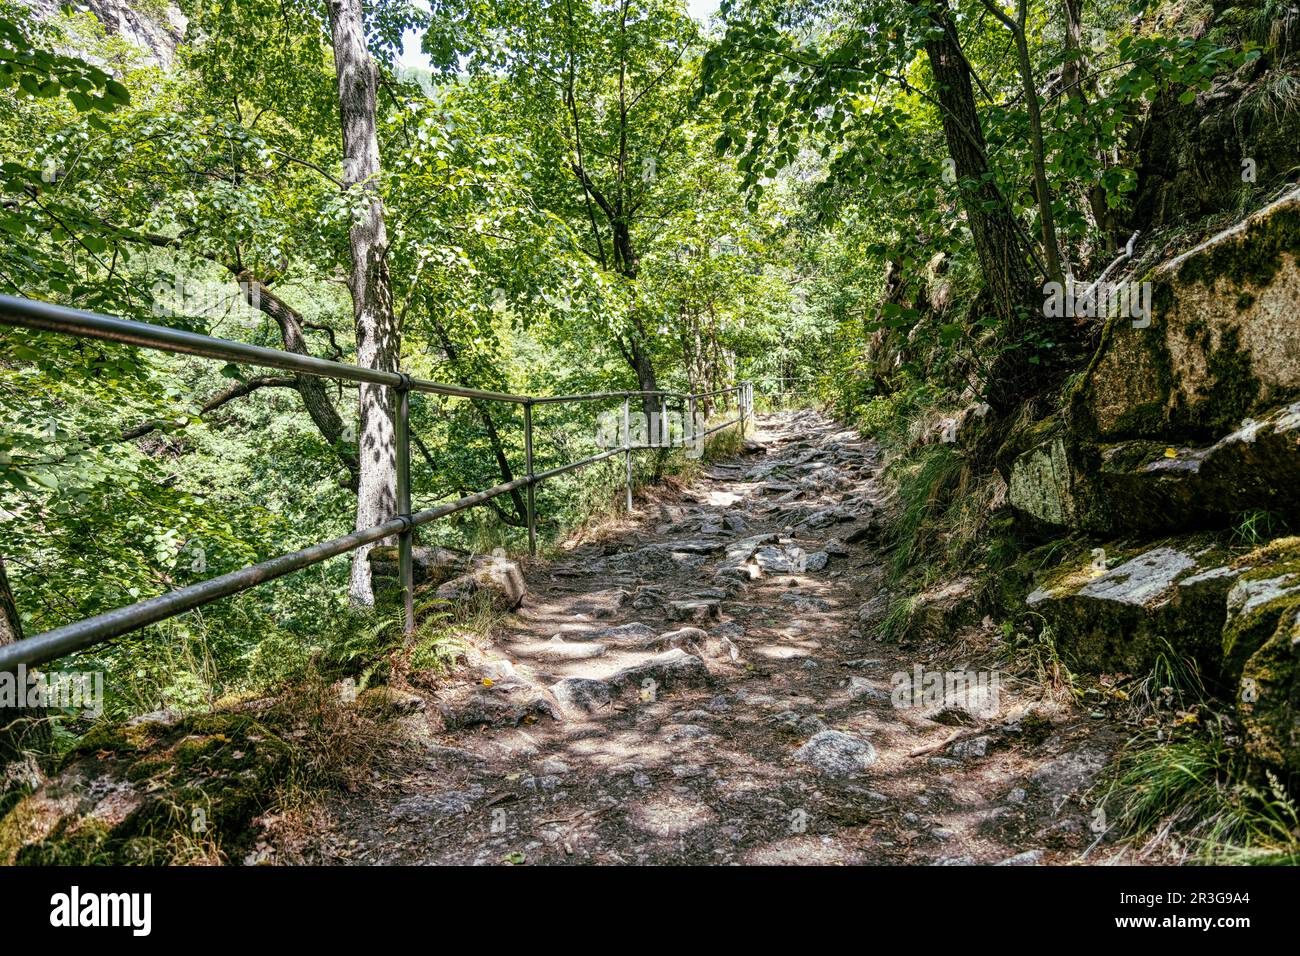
<box><xmin>0</xmin><ymin>711</ymin><xmax>290</xmax><ymax>865</ymax></box>
<box><xmin>1026</xmin><ymin>535</ymin><xmax>1238</xmax><ymax>677</ymax></box>
<box><xmin>1073</xmin><ymin>191</ymin><xmax>1300</xmax><ymax>445</ymax></box>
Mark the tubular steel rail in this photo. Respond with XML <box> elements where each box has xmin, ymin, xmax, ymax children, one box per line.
<box><xmin>0</xmin><ymin>294</ymin><xmax>754</xmax><ymax>670</ymax></box>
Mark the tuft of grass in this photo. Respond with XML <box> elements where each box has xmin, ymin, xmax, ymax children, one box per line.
<box><xmin>265</xmin><ymin>670</ymin><xmax>402</xmax><ymax>796</ymax></box>
<box><xmin>885</xmin><ymin>442</ymin><xmax>966</xmax><ymax>580</ymax></box>
<box><xmin>1230</xmin><ymin>508</ymin><xmax>1292</xmax><ymax>548</ymax></box>
<box><xmin>1013</xmin><ymin>616</ymin><xmax>1076</xmax><ymax>700</ymax></box>
<box><xmin>877</xmin><ymin>593</ymin><xmax>919</xmax><ymax>643</ymax></box>
<box><xmin>1123</xmin><ymin>636</ymin><xmax>1207</xmax><ymax>718</ymax></box>
<box><xmin>1098</xmin><ymin>730</ymin><xmax>1300</xmax><ymax>864</ymax></box>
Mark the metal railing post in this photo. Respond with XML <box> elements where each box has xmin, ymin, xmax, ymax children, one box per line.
<box><xmin>739</xmin><ymin>384</ymin><xmax>746</xmax><ymax>436</ymax></box>
<box><xmin>524</xmin><ymin>400</ymin><xmax>537</xmax><ymax>556</ymax></box>
<box><xmin>623</xmin><ymin>396</ymin><xmax>633</xmax><ymax>512</ymax></box>
<box><xmin>688</xmin><ymin>392</ymin><xmax>697</xmax><ymax>454</ymax></box>
<box><xmin>395</xmin><ymin>376</ymin><xmax>414</xmax><ymax>636</ymax></box>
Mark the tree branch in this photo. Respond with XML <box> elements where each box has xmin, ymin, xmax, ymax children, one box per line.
<box><xmin>122</xmin><ymin>375</ymin><xmax>298</xmax><ymax>440</ymax></box>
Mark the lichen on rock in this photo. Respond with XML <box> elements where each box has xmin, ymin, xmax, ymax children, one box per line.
<box><xmin>1077</xmin><ymin>189</ymin><xmax>1300</xmax><ymax>445</ymax></box>
<box><xmin>1026</xmin><ymin>537</ymin><xmax>1238</xmax><ymax>676</ymax></box>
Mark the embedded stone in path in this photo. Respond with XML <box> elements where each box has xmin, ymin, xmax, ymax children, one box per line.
<box><xmin>754</xmin><ymin>544</ymin><xmax>807</xmax><ymax>573</ymax></box>
<box><xmin>607</xmin><ymin>648</ymin><xmax>711</xmax><ymax>693</ymax></box>
<box><xmin>550</xmin><ymin>677</ymin><xmax>613</xmax><ymax>714</ymax></box>
<box><xmin>584</xmin><ymin>622</ymin><xmax>658</xmax><ymax>643</ymax></box>
<box><xmin>656</xmin><ymin>626</ymin><xmax>709</xmax><ymax>651</ymax></box>
<box><xmin>725</xmin><ymin>532</ymin><xmax>779</xmax><ymax>563</ymax></box>
<box><xmin>793</xmin><ymin>731</ymin><xmax>878</xmax><ymax>777</ymax></box>
<box><xmin>522</xmin><ymin>638</ymin><xmax>608</xmax><ymax>662</ymax></box>
<box><xmin>668</xmin><ymin>598</ymin><xmax>723</xmax><ymax>624</ymax></box>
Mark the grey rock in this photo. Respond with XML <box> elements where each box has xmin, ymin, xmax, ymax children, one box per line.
<box><xmin>435</xmin><ymin>556</ymin><xmax>527</xmax><ymax>611</ymax></box>
<box><xmin>662</xmin><ymin>724</ymin><xmax>714</xmax><ymax>743</ymax></box>
<box><xmin>846</xmin><ymin>676</ymin><xmax>889</xmax><ymax>702</ymax></box>
<box><xmin>550</xmin><ymin>677</ymin><xmax>613</xmax><ymax>714</ymax></box>
<box><xmin>394</xmin><ymin>785</ymin><xmax>485</xmax><ymax>820</ymax></box>
<box><xmin>927</xmin><ymin>757</ymin><xmax>962</xmax><ymax>769</ymax></box>
<box><xmin>586</xmin><ymin>622</ymin><xmax>658</xmax><ymax>643</ymax></box>
<box><xmin>995</xmin><ymin>849</ymin><xmax>1045</xmax><ymax>866</ymax></box>
<box><xmin>793</xmin><ymin>730</ymin><xmax>878</xmax><ymax>778</ymax></box>
<box><xmin>607</xmin><ymin>649</ymin><xmax>711</xmax><ymax>694</ymax></box>
<box><xmin>754</xmin><ymin>545</ymin><xmax>807</xmax><ymax>573</ymax></box>
<box><xmin>780</xmin><ymin>591</ymin><xmax>832</xmax><ymax>613</ymax></box>
<box><xmin>667</xmin><ymin>598</ymin><xmax>722</xmax><ymax>624</ymax></box>
<box><xmin>1030</xmin><ymin>749</ymin><xmax>1108</xmax><ymax>802</ymax></box>
<box><xmin>950</xmin><ymin>735</ymin><xmax>991</xmax><ymax>759</ymax></box>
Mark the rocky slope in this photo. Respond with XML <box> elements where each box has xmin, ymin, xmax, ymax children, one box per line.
<box><xmin>1005</xmin><ymin>188</ymin><xmax>1300</xmax><ymax>782</ymax></box>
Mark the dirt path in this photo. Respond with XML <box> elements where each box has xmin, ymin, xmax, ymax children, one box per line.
<box><xmin>304</xmin><ymin>411</ymin><xmax>1120</xmax><ymax>865</ymax></box>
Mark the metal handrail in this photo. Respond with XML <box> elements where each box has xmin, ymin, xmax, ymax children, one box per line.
<box><xmin>0</xmin><ymin>294</ymin><xmax>754</xmax><ymax>669</ymax></box>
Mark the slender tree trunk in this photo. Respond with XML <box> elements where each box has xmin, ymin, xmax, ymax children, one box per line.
<box><xmin>974</xmin><ymin>0</ymin><xmax>1062</xmax><ymax>285</ymax></box>
<box><xmin>1</xmin><ymin>556</ymin><xmax>47</xmax><ymax>800</ymax></box>
<box><xmin>922</xmin><ymin>0</ymin><xmax>1041</xmax><ymax>413</ymax></box>
<box><xmin>1061</xmin><ymin>0</ymin><xmax>1118</xmax><ymax>251</ymax></box>
<box><xmin>627</xmin><ymin>324</ymin><xmax>660</xmax><ymax>419</ymax></box>
<box><xmin>328</xmin><ymin>0</ymin><xmax>400</xmax><ymax>607</ymax></box>
<box><xmin>1011</xmin><ymin>19</ymin><xmax>1064</xmax><ymax>286</ymax></box>
<box><xmin>1008</xmin><ymin>36</ymin><xmax>1060</xmax><ymax>283</ymax></box>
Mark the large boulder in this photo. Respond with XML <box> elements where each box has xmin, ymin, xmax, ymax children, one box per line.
<box><xmin>1026</xmin><ymin>538</ymin><xmax>1241</xmax><ymax>676</ymax></box>
<box><xmin>1026</xmin><ymin>534</ymin><xmax>1300</xmax><ymax>778</ymax></box>
<box><xmin>1006</xmin><ymin>426</ymin><xmax>1081</xmax><ymax>528</ymax></box>
<box><xmin>1008</xmin><ymin>190</ymin><xmax>1300</xmax><ymax>533</ymax></box>
<box><xmin>1094</xmin><ymin>401</ymin><xmax>1300</xmax><ymax>530</ymax></box>
<box><xmin>1010</xmin><ymin>401</ymin><xmax>1300</xmax><ymax>533</ymax></box>
<box><xmin>1220</xmin><ymin>539</ymin><xmax>1300</xmax><ymax>775</ymax></box>
<box><xmin>369</xmin><ymin>545</ymin><xmax>472</xmax><ymax>588</ymax></box>
<box><xmin>1073</xmin><ymin>188</ymin><xmax>1300</xmax><ymax>444</ymax></box>
<box><xmin>434</xmin><ymin>555</ymin><xmax>527</xmax><ymax>612</ymax></box>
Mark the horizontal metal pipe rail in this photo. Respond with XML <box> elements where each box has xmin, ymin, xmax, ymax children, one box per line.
<box><xmin>0</xmin><ymin>294</ymin><xmax>752</xmax><ymax>670</ymax></box>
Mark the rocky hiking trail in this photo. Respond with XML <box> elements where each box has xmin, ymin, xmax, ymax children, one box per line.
<box><xmin>304</xmin><ymin>411</ymin><xmax>1123</xmax><ymax>866</ymax></box>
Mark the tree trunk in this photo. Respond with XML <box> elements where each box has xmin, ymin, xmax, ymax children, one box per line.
<box><xmin>236</xmin><ymin>273</ymin><xmax>360</xmax><ymax>487</ymax></box>
<box><xmin>1061</xmin><ymin>0</ymin><xmax>1119</xmax><ymax>252</ymax></box>
<box><xmin>974</xmin><ymin>0</ymin><xmax>1063</xmax><ymax>284</ymax></box>
<box><xmin>922</xmin><ymin>0</ymin><xmax>1041</xmax><ymax>413</ymax></box>
<box><xmin>1012</xmin><ymin>22</ymin><xmax>1064</xmax><ymax>287</ymax></box>
<box><xmin>1</xmin><ymin>556</ymin><xmax>48</xmax><ymax>798</ymax></box>
<box><xmin>328</xmin><ymin>0</ymin><xmax>400</xmax><ymax>607</ymax></box>
<box><xmin>627</xmin><ymin>323</ymin><xmax>660</xmax><ymax>419</ymax></box>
